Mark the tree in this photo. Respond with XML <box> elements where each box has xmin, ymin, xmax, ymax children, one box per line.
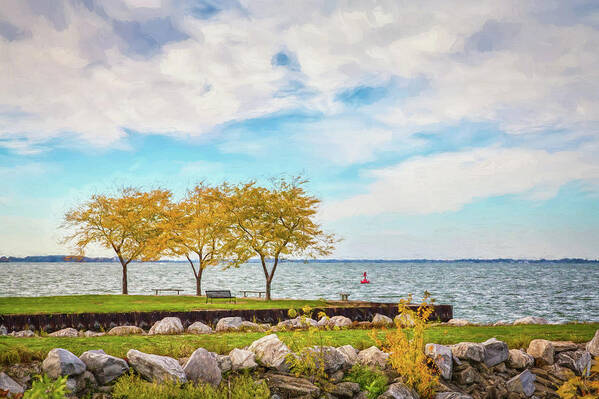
<box><xmin>62</xmin><ymin>187</ymin><xmax>171</xmax><ymax>294</ymax></box>
<box><xmin>222</xmin><ymin>177</ymin><xmax>337</xmax><ymax>300</ymax></box>
<box><xmin>157</xmin><ymin>184</ymin><xmax>241</xmax><ymax>296</ymax></box>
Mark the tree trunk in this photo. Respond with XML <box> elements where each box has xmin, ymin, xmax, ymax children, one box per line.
<box><xmin>121</xmin><ymin>263</ymin><xmax>128</xmax><ymax>295</ymax></box>
<box><xmin>265</xmin><ymin>278</ymin><xmax>271</xmax><ymax>301</ymax></box>
<box><xmin>196</xmin><ymin>267</ymin><xmax>203</xmax><ymax>296</ymax></box>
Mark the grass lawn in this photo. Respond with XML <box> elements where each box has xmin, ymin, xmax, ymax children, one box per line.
<box><xmin>0</xmin><ymin>295</ymin><xmax>339</xmax><ymax>315</ymax></box>
<box><xmin>1</xmin><ymin>323</ymin><xmax>597</xmax><ymax>366</ymax></box>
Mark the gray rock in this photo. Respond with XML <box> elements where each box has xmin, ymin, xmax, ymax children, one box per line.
<box><xmin>307</xmin><ymin>346</ymin><xmax>346</xmax><ymax>373</ymax></box>
<box><xmin>552</xmin><ymin>341</ymin><xmax>578</xmax><ymax>353</ymax></box>
<box><xmin>435</xmin><ymin>393</ymin><xmax>472</xmax><ymax>399</ymax></box>
<box><xmin>83</xmin><ymin>330</ymin><xmax>105</xmax><ymax>337</ymax></box>
<box><xmin>187</xmin><ymin>321</ymin><xmax>213</xmax><ymax>334</ymax></box>
<box><xmin>149</xmin><ymin>317</ymin><xmax>184</xmax><ymax>335</ymax></box>
<box><xmin>11</xmin><ymin>330</ymin><xmax>35</xmax><ymax>337</ymax></box>
<box><xmin>215</xmin><ymin>317</ymin><xmax>244</xmax><ymax>332</ymax></box>
<box><xmin>80</xmin><ymin>349</ymin><xmax>129</xmax><ymax>385</ymax></box>
<box><xmin>395</xmin><ymin>314</ymin><xmax>416</xmax><ymax>328</ymax></box>
<box><xmin>447</xmin><ymin>319</ymin><xmax>469</xmax><ymax>327</ymax></box>
<box><xmin>587</xmin><ymin>329</ymin><xmax>599</xmax><ymax>356</ymax></box>
<box><xmin>379</xmin><ymin>382</ymin><xmax>419</xmax><ymax>399</ymax></box>
<box><xmin>455</xmin><ymin>365</ymin><xmax>478</xmax><ymax>385</ymax></box>
<box><xmin>556</xmin><ymin>350</ymin><xmax>592</xmax><ymax>376</ymax></box>
<box><xmin>248</xmin><ymin>334</ymin><xmax>292</xmax><ymax>372</ymax></box>
<box><xmin>49</xmin><ymin>328</ymin><xmax>79</xmax><ymax>338</ymax></box>
<box><xmin>425</xmin><ymin>343</ymin><xmax>453</xmax><ymax>380</ymax></box>
<box><xmin>127</xmin><ymin>349</ymin><xmax>187</xmax><ymax>384</ymax></box>
<box><xmin>481</xmin><ymin>338</ymin><xmax>509</xmax><ymax>367</ymax></box>
<box><xmin>0</xmin><ymin>372</ymin><xmax>24</xmax><ymax>396</ymax></box>
<box><xmin>323</xmin><ymin>315</ymin><xmax>353</xmax><ymax>328</ymax></box>
<box><xmin>451</xmin><ymin>342</ymin><xmax>485</xmax><ymax>362</ymax></box>
<box><xmin>357</xmin><ymin>346</ymin><xmax>389</xmax><ymax>368</ymax></box>
<box><xmin>0</xmin><ymin>325</ymin><xmax>7</xmax><ymax>336</ymax></box>
<box><xmin>372</xmin><ymin>313</ymin><xmax>393</xmax><ymax>326</ymax></box>
<box><xmin>107</xmin><ymin>326</ymin><xmax>143</xmax><ymax>336</ymax></box>
<box><xmin>216</xmin><ymin>354</ymin><xmax>232</xmax><ymax>373</ymax></box>
<box><xmin>527</xmin><ymin>339</ymin><xmax>554</xmax><ymax>366</ymax></box>
<box><xmin>277</xmin><ymin>317</ymin><xmax>317</xmax><ymax>330</ymax></box>
<box><xmin>507</xmin><ymin>349</ymin><xmax>535</xmax><ymax>369</ymax></box>
<box><xmin>265</xmin><ymin>373</ymin><xmax>320</xmax><ymax>397</ymax></box>
<box><xmin>506</xmin><ymin>369</ymin><xmax>536</xmax><ymax>397</ymax></box>
<box><xmin>66</xmin><ymin>370</ymin><xmax>96</xmax><ymax>394</ymax></box>
<box><xmin>336</xmin><ymin>345</ymin><xmax>359</xmax><ymax>366</ymax></box>
<box><xmin>183</xmin><ymin>348</ymin><xmax>221</xmax><ymax>386</ymax></box>
<box><xmin>330</xmin><ymin>381</ymin><xmax>361</xmax><ymax>398</ymax></box>
<box><xmin>229</xmin><ymin>348</ymin><xmax>257</xmax><ymax>370</ymax></box>
<box><xmin>240</xmin><ymin>321</ymin><xmax>265</xmax><ymax>331</ymax></box>
<box><xmin>513</xmin><ymin>316</ymin><xmax>548</xmax><ymax>325</ymax></box>
<box><xmin>43</xmin><ymin>348</ymin><xmax>87</xmax><ymax>379</ymax></box>
<box><xmin>493</xmin><ymin>320</ymin><xmax>511</xmax><ymax>326</ymax></box>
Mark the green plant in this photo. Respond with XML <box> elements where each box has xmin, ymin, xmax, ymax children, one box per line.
<box><xmin>24</xmin><ymin>375</ymin><xmax>69</xmax><ymax>399</ymax></box>
<box><xmin>344</xmin><ymin>364</ymin><xmax>388</xmax><ymax>399</ymax></box>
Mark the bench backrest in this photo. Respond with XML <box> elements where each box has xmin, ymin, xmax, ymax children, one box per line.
<box><xmin>205</xmin><ymin>290</ymin><xmax>232</xmax><ymax>298</ymax></box>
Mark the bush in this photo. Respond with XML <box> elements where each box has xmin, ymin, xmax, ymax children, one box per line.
<box><xmin>557</xmin><ymin>362</ymin><xmax>599</xmax><ymax>399</ymax></box>
<box><xmin>24</xmin><ymin>375</ymin><xmax>69</xmax><ymax>399</ymax></box>
<box><xmin>344</xmin><ymin>364</ymin><xmax>388</xmax><ymax>399</ymax></box>
<box><xmin>112</xmin><ymin>372</ymin><xmax>270</xmax><ymax>399</ymax></box>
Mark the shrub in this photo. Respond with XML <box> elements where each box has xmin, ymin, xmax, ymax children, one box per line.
<box><xmin>344</xmin><ymin>364</ymin><xmax>388</xmax><ymax>399</ymax></box>
<box><xmin>24</xmin><ymin>375</ymin><xmax>69</xmax><ymax>399</ymax></box>
<box><xmin>557</xmin><ymin>362</ymin><xmax>599</xmax><ymax>399</ymax></box>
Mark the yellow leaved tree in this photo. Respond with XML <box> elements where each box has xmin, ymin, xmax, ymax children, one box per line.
<box><xmin>62</xmin><ymin>187</ymin><xmax>171</xmax><ymax>295</ymax></box>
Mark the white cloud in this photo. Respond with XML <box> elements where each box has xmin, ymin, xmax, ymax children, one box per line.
<box><xmin>320</xmin><ymin>145</ymin><xmax>599</xmax><ymax>220</ymax></box>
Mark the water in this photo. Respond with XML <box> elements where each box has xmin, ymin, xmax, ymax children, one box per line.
<box><xmin>1</xmin><ymin>261</ymin><xmax>598</xmax><ymax>323</ymax></box>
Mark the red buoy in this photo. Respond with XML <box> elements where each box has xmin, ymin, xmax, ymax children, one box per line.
<box><xmin>360</xmin><ymin>271</ymin><xmax>370</xmax><ymax>284</ymax></box>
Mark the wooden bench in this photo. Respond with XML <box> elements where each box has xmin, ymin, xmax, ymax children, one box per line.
<box><xmin>338</xmin><ymin>292</ymin><xmax>350</xmax><ymax>301</ymax></box>
<box><xmin>153</xmin><ymin>288</ymin><xmax>183</xmax><ymax>296</ymax></box>
<box><xmin>205</xmin><ymin>290</ymin><xmax>236</xmax><ymax>304</ymax></box>
<box><xmin>240</xmin><ymin>290</ymin><xmax>266</xmax><ymax>298</ymax></box>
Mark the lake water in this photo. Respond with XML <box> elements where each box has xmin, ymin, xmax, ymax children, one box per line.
<box><xmin>1</xmin><ymin>261</ymin><xmax>598</xmax><ymax>323</ymax></box>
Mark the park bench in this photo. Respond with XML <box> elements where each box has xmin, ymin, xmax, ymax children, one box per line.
<box><xmin>153</xmin><ymin>288</ymin><xmax>183</xmax><ymax>296</ymax></box>
<box><xmin>240</xmin><ymin>290</ymin><xmax>266</xmax><ymax>298</ymax></box>
<box><xmin>338</xmin><ymin>292</ymin><xmax>350</xmax><ymax>301</ymax></box>
<box><xmin>205</xmin><ymin>290</ymin><xmax>236</xmax><ymax>304</ymax></box>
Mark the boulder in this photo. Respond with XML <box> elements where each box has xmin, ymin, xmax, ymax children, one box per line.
<box><xmin>216</xmin><ymin>354</ymin><xmax>232</xmax><ymax>373</ymax></box>
<box><xmin>127</xmin><ymin>349</ymin><xmax>187</xmax><ymax>384</ymax></box>
<box><xmin>326</xmin><ymin>315</ymin><xmax>353</xmax><ymax>328</ymax></box>
<box><xmin>307</xmin><ymin>346</ymin><xmax>346</xmax><ymax>373</ymax></box>
<box><xmin>183</xmin><ymin>348</ymin><xmax>221</xmax><ymax>386</ymax></box>
<box><xmin>394</xmin><ymin>314</ymin><xmax>416</xmax><ymax>328</ymax></box>
<box><xmin>79</xmin><ymin>349</ymin><xmax>129</xmax><ymax>385</ymax></box>
<box><xmin>527</xmin><ymin>339</ymin><xmax>554</xmax><ymax>366</ymax></box>
<box><xmin>0</xmin><ymin>325</ymin><xmax>7</xmax><ymax>336</ymax></box>
<box><xmin>187</xmin><ymin>321</ymin><xmax>213</xmax><ymax>334</ymax></box>
<box><xmin>215</xmin><ymin>317</ymin><xmax>244</xmax><ymax>332</ymax></box>
<box><xmin>507</xmin><ymin>349</ymin><xmax>535</xmax><ymax>369</ymax></box>
<box><xmin>447</xmin><ymin>319</ymin><xmax>469</xmax><ymax>327</ymax></box>
<box><xmin>435</xmin><ymin>393</ymin><xmax>473</xmax><ymax>399</ymax></box>
<box><xmin>330</xmin><ymin>381</ymin><xmax>361</xmax><ymax>398</ymax></box>
<box><xmin>83</xmin><ymin>330</ymin><xmax>105</xmax><ymax>337</ymax></box>
<box><xmin>455</xmin><ymin>366</ymin><xmax>478</xmax><ymax>385</ymax></box>
<box><xmin>149</xmin><ymin>317</ymin><xmax>184</xmax><ymax>335</ymax></box>
<box><xmin>372</xmin><ymin>313</ymin><xmax>393</xmax><ymax>327</ymax></box>
<box><xmin>11</xmin><ymin>330</ymin><xmax>35</xmax><ymax>337</ymax></box>
<box><xmin>379</xmin><ymin>382</ymin><xmax>419</xmax><ymax>399</ymax></box>
<box><xmin>357</xmin><ymin>346</ymin><xmax>389</xmax><ymax>368</ymax></box>
<box><xmin>587</xmin><ymin>329</ymin><xmax>599</xmax><ymax>357</ymax></box>
<box><xmin>552</xmin><ymin>341</ymin><xmax>578</xmax><ymax>353</ymax></box>
<box><xmin>0</xmin><ymin>372</ymin><xmax>24</xmax><ymax>396</ymax></box>
<box><xmin>107</xmin><ymin>326</ymin><xmax>143</xmax><ymax>336</ymax></box>
<box><xmin>65</xmin><ymin>370</ymin><xmax>96</xmax><ymax>395</ymax></box>
<box><xmin>556</xmin><ymin>350</ymin><xmax>592</xmax><ymax>376</ymax></box>
<box><xmin>42</xmin><ymin>348</ymin><xmax>87</xmax><ymax>379</ymax></box>
<box><xmin>229</xmin><ymin>348</ymin><xmax>257</xmax><ymax>370</ymax></box>
<box><xmin>49</xmin><ymin>328</ymin><xmax>79</xmax><ymax>338</ymax></box>
<box><xmin>451</xmin><ymin>342</ymin><xmax>485</xmax><ymax>362</ymax></box>
<box><xmin>425</xmin><ymin>343</ymin><xmax>453</xmax><ymax>380</ymax></box>
<box><xmin>240</xmin><ymin>321</ymin><xmax>265</xmax><ymax>331</ymax></box>
<box><xmin>506</xmin><ymin>369</ymin><xmax>536</xmax><ymax>397</ymax></box>
<box><xmin>277</xmin><ymin>317</ymin><xmax>317</xmax><ymax>330</ymax></box>
<box><xmin>493</xmin><ymin>321</ymin><xmax>511</xmax><ymax>326</ymax></box>
<box><xmin>248</xmin><ymin>334</ymin><xmax>292</xmax><ymax>372</ymax></box>
<box><xmin>265</xmin><ymin>373</ymin><xmax>320</xmax><ymax>397</ymax></box>
<box><xmin>513</xmin><ymin>316</ymin><xmax>548</xmax><ymax>325</ymax></box>
<box><xmin>481</xmin><ymin>338</ymin><xmax>509</xmax><ymax>367</ymax></box>
<box><xmin>337</xmin><ymin>345</ymin><xmax>359</xmax><ymax>366</ymax></box>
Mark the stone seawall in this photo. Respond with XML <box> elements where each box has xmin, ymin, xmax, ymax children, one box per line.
<box><xmin>0</xmin><ymin>303</ymin><xmax>453</xmax><ymax>333</ymax></box>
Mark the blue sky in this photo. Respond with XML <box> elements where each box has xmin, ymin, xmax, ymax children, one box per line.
<box><xmin>1</xmin><ymin>0</ymin><xmax>599</xmax><ymax>259</ymax></box>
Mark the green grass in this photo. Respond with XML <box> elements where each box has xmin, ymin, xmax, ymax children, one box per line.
<box><xmin>0</xmin><ymin>295</ymin><xmax>337</xmax><ymax>315</ymax></box>
<box><xmin>0</xmin><ymin>323</ymin><xmax>596</xmax><ymax>366</ymax></box>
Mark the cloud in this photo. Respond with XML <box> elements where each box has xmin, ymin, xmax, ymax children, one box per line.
<box><xmin>320</xmin><ymin>145</ymin><xmax>599</xmax><ymax>220</ymax></box>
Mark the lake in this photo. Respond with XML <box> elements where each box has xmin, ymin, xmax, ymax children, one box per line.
<box><xmin>1</xmin><ymin>261</ymin><xmax>598</xmax><ymax>323</ymax></box>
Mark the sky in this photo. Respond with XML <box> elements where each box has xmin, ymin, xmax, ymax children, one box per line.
<box><xmin>1</xmin><ymin>0</ymin><xmax>599</xmax><ymax>259</ymax></box>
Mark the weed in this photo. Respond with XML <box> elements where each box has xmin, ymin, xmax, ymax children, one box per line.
<box><xmin>557</xmin><ymin>362</ymin><xmax>599</xmax><ymax>399</ymax></box>
<box><xmin>24</xmin><ymin>375</ymin><xmax>69</xmax><ymax>399</ymax></box>
<box><xmin>344</xmin><ymin>364</ymin><xmax>388</xmax><ymax>399</ymax></box>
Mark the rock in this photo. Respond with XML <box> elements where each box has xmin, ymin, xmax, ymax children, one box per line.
<box><xmin>265</xmin><ymin>373</ymin><xmax>320</xmax><ymax>397</ymax></box>
<box><xmin>49</xmin><ymin>328</ymin><xmax>79</xmax><ymax>338</ymax></box>
<box><xmin>83</xmin><ymin>330</ymin><xmax>105</xmax><ymax>337</ymax></box>
<box><xmin>187</xmin><ymin>321</ymin><xmax>213</xmax><ymax>334</ymax></box>
<box><xmin>307</xmin><ymin>346</ymin><xmax>346</xmax><ymax>373</ymax></box>
<box><xmin>527</xmin><ymin>339</ymin><xmax>554</xmax><ymax>366</ymax></box>
<box><xmin>552</xmin><ymin>341</ymin><xmax>578</xmax><ymax>353</ymax></box>
<box><xmin>379</xmin><ymin>382</ymin><xmax>419</xmax><ymax>399</ymax></box>
<box><xmin>447</xmin><ymin>319</ymin><xmax>469</xmax><ymax>327</ymax></box>
<box><xmin>107</xmin><ymin>325</ymin><xmax>143</xmax><ymax>336</ymax></box>
<box><xmin>215</xmin><ymin>317</ymin><xmax>244</xmax><ymax>331</ymax></box>
<box><xmin>240</xmin><ymin>321</ymin><xmax>265</xmax><ymax>331</ymax></box>
<box><xmin>556</xmin><ymin>350</ymin><xmax>592</xmax><ymax>376</ymax></box>
<box><xmin>11</xmin><ymin>330</ymin><xmax>35</xmax><ymax>337</ymax></box>
<box><xmin>435</xmin><ymin>393</ymin><xmax>472</xmax><ymax>399</ymax></box>
<box><xmin>425</xmin><ymin>343</ymin><xmax>453</xmax><ymax>380</ymax></box>
<box><xmin>127</xmin><ymin>349</ymin><xmax>187</xmax><ymax>384</ymax></box>
<box><xmin>587</xmin><ymin>329</ymin><xmax>599</xmax><ymax>356</ymax></box>
<box><xmin>507</xmin><ymin>349</ymin><xmax>535</xmax><ymax>369</ymax></box>
<box><xmin>372</xmin><ymin>313</ymin><xmax>393</xmax><ymax>327</ymax></box>
<box><xmin>481</xmin><ymin>338</ymin><xmax>509</xmax><ymax>367</ymax></box>
<box><xmin>66</xmin><ymin>370</ymin><xmax>96</xmax><ymax>394</ymax></box>
<box><xmin>455</xmin><ymin>365</ymin><xmax>478</xmax><ymax>385</ymax></box>
<box><xmin>544</xmin><ymin>364</ymin><xmax>575</xmax><ymax>381</ymax></box>
<box><xmin>451</xmin><ymin>342</ymin><xmax>485</xmax><ymax>362</ymax></box>
<box><xmin>506</xmin><ymin>369</ymin><xmax>536</xmax><ymax>397</ymax></box>
<box><xmin>394</xmin><ymin>314</ymin><xmax>416</xmax><ymax>328</ymax></box>
<box><xmin>248</xmin><ymin>334</ymin><xmax>292</xmax><ymax>372</ymax></box>
<box><xmin>337</xmin><ymin>345</ymin><xmax>359</xmax><ymax>366</ymax></box>
<box><xmin>0</xmin><ymin>372</ymin><xmax>24</xmax><ymax>396</ymax></box>
<box><xmin>357</xmin><ymin>346</ymin><xmax>389</xmax><ymax>368</ymax></box>
<box><xmin>277</xmin><ymin>317</ymin><xmax>317</xmax><ymax>330</ymax></box>
<box><xmin>327</xmin><ymin>315</ymin><xmax>353</xmax><ymax>328</ymax></box>
<box><xmin>493</xmin><ymin>320</ymin><xmax>511</xmax><ymax>326</ymax></box>
<box><xmin>229</xmin><ymin>348</ymin><xmax>257</xmax><ymax>370</ymax></box>
<box><xmin>0</xmin><ymin>325</ymin><xmax>7</xmax><ymax>336</ymax></box>
<box><xmin>513</xmin><ymin>316</ymin><xmax>548</xmax><ymax>325</ymax></box>
<box><xmin>149</xmin><ymin>317</ymin><xmax>184</xmax><ymax>335</ymax></box>
<box><xmin>43</xmin><ymin>348</ymin><xmax>87</xmax><ymax>378</ymax></box>
<box><xmin>216</xmin><ymin>354</ymin><xmax>232</xmax><ymax>373</ymax></box>
<box><xmin>183</xmin><ymin>348</ymin><xmax>221</xmax><ymax>386</ymax></box>
<box><xmin>330</xmin><ymin>381</ymin><xmax>361</xmax><ymax>398</ymax></box>
<box><xmin>80</xmin><ymin>349</ymin><xmax>129</xmax><ymax>385</ymax></box>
